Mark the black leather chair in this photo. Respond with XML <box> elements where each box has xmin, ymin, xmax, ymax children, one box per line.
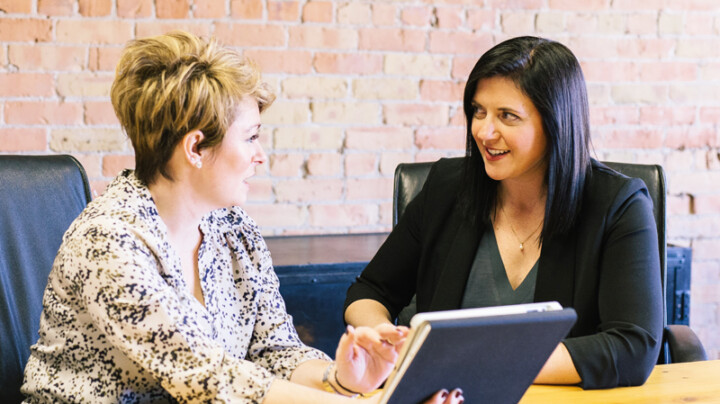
<box><xmin>0</xmin><ymin>155</ymin><xmax>92</xmax><ymax>403</ymax></box>
<box><xmin>393</xmin><ymin>158</ymin><xmax>707</xmax><ymax>364</ymax></box>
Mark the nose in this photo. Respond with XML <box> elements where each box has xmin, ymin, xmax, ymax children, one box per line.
<box><xmin>254</xmin><ymin>141</ymin><xmax>267</xmax><ymax>165</ymax></box>
<box><xmin>473</xmin><ymin>116</ymin><xmax>499</xmax><ymax>143</ymax></box>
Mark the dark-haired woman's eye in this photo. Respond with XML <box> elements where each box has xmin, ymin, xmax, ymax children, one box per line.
<box><xmin>502</xmin><ymin>112</ymin><xmax>520</xmax><ymax>121</ymax></box>
<box><xmin>472</xmin><ymin>106</ymin><xmax>486</xmax><ymax>119</ymax></box>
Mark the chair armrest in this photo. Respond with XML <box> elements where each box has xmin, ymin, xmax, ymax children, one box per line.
<box><xmin>665</xmin><ymin>324</ymin><xmax>708</xmax><ymax>363</ymax></box>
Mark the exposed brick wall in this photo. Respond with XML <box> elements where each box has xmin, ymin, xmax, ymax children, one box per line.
<box><xmin>1</xmin><ymin>0</ymin><xmax>718</xmax><ymax>359</ymax></box>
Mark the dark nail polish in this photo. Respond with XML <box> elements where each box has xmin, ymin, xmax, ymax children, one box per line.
<box><xmin>454</xmin><ymin>390</ymin><xmax>463</xmax><ymax>398</ymax></box>
<box><xmin>440</xmin><ymin>390</ymin><xmax>448</xmax><ymax>399</ymax></box>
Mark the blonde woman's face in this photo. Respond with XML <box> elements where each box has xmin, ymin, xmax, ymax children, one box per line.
<box><xmin>201</xmin><ymin>97</ymin><xmax>266</xmax><ymax>208</ymax></box>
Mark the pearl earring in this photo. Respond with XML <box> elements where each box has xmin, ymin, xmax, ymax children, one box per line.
<box><xmin>194</xmin><ymin>160</ymin><xmax>202</xmax><ymax>169</ymax></box>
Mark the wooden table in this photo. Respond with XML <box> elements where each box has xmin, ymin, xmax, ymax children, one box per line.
<box><xmin>520</xmin><ymin>360</ymin><xmax>720</xmax><ymax>403</ymax></box>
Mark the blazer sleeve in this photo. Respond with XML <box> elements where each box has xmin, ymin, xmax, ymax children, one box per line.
<box><xmin>563</xmin><ymin>179</ymin><xmax>664</xmax><ymax>389</ymax></box>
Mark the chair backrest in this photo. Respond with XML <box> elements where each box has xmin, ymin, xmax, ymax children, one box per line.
<box><xmin>0</xmin><ymin>155</ymin><xmax>91</xmax><ymax>403</ymax></box>
<box><xmin>392</xmin><ymin>158</ymin><xmax>671</xmax><ymax>361</ymax></box>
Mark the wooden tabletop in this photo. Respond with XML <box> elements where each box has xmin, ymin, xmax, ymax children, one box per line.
<box><xmin>265</xmin><ymin>232</ymin><xmax>388</xmax><ymax>267</ymax></box>
<box><xmin>519</xmin><ymin>360</ymin><xmax>720</xmax><ymax>403</ymax></box>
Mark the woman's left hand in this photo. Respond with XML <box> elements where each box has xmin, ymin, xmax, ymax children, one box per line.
<box><xmin>333</xmin><ymin>323</ymin><xmax>409</xmax><ymax>394</ymax></box>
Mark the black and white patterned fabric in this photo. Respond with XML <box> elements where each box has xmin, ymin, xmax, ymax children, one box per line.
<box><xmin>22</xmin><ymin>170</ymin><xmax>328</xmax><ymax>403</ymax></box>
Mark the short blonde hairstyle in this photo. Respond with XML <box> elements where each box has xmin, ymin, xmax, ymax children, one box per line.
<box><xmin>110</xmin><ymin>31</ymin><xmax>275</xmax><ymax>185</ymax></box>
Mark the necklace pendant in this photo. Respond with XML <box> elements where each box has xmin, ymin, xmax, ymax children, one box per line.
<box><xmin>519</xmin><ymin>243</ymin><xmax>524</xmax><ymax>251</ymax></box>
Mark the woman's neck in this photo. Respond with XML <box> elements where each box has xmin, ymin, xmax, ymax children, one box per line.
<box><xmin>148</xmin><ymin>176</ymin><xmax>205</xmax><ymax>243</ymax></box>
<box><xmin>497</xmin><ymin>177</ymin><xmax>547</xmax><ymax>215</ymax></box>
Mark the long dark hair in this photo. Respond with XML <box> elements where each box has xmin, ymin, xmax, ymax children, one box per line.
<box><xmin>459</xmin><ymin>36</ymin><xmax>591</xmax><ymax>240</ymax></box>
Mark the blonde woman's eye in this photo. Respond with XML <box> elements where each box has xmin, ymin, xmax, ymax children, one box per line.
<box><xmin>247</xmin><ymin>134</ymin><xmax>259</xmax><ymax>143</ymax></box>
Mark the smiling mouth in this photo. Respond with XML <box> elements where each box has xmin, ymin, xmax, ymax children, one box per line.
<box><xmin>487</xmin><ymin>148</ymin><xmax>509</xmax><ymax>156</ymax></box>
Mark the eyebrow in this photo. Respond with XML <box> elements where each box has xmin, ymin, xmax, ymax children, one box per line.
<box><xmin>472</xmin><ymin>100</ymin><xmax>524</xmax><ymax>116</ymax></box>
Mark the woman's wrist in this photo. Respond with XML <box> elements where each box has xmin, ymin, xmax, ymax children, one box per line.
<box><xmin>321</xmin><ymin>362</ymin><xmax>365</xmax><ymax>398</ymax></box>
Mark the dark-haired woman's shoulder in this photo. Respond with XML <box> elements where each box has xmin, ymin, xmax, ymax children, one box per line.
<box><xmin>583</xmin><ymin>159</ymin><xmax>654</xmax><ymax>218</ymax></box>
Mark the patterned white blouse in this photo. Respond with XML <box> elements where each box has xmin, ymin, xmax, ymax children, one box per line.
<box><xmin>22</xmin><ymin>170</ymin><xmax>329</xmax><ymax>403</ymax></box>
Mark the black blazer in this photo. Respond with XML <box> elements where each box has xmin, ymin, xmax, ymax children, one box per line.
<box><xmin>346</xmin><ymin>157</ymin><xmax>663</xmax><ymax>389</ymax></box>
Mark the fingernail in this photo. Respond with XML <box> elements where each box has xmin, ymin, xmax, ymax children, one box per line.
<box><xmin>458</xmin><ymin>399</ymin><xmax>464</xmax><ymax>404</ymax></box>
<box><xmin>454</xmin><ymin>389</ymin><xmax>463</xmax><ymax>398</ymax></box>
<box><xmin>440</xmin><ymin>390</ymin><xmax>448</xmax><ymax>399</ymax></box>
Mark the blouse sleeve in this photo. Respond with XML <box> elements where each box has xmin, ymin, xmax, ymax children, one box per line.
<box><xmin>62</xmin><ymin>219</ymin><xmax>277</xmax><ymax>403</ymax></box>
<box><xmin>563</xmin><ymin>179</ymin><xmax>664</xmax><ymax>388</ymax></box>
<box><xmin>241</xmin><ymin>226</ymin><xmax>331</xmax><ymax>377</ymax></box>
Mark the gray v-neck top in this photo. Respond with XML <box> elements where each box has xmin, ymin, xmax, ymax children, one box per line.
<box><xmin>461</xmin><ymin>228</ymin><xmax>538</xmax><ymax>308</ymax></box>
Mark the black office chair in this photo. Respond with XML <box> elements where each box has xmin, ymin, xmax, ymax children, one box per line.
<box><xmin>0</xmin><ymin>155</ymin><xmax>92</xmax><ymax>403</ymax></box>
<box><xmin>393</xmin><ymin>158</ymin><xmax>707</xmax><ymax>364</ymax></box>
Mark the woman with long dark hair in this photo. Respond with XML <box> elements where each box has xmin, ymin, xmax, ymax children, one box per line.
<box><xmin>345</xmin><ymin>36</ymin><xmax>663</xmax><ymax>389</ymax></box>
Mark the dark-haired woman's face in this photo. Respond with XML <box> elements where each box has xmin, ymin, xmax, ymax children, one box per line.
<box><xmin>470</xmin><ymin>76</ymin><xmax>547</xmax><ymax>186</ymax></box>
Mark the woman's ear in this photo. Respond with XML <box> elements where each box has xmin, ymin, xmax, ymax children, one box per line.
<box><xmin>182</xmin><ymin>130</ymin><xmax>205</xmax><ymax>169</ymax></box>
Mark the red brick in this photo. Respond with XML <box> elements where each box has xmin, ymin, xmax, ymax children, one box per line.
<box><xmin>415</xmin><ymin>127</ymin><xmax>466</xmax><ymax>150</ymax></box>
<box><xmin>359</xmin><ymin>28</ymin><xmax>426</xmax><ymax>52</ymax></box>
<box><xmin>79</xmin><ymin>0</ymin><xmax>112</xmax><ymax>16</ymax></box>
<box><xmin>135</xmin><ymin>22</ymin><xmax>210</xmax><ymax>39</ymax></box>
<box><xmin>581</xmin><ymin>61</ymin><xmax>639</xmax><ymax>82</ymax></box>
<box><xmin>215</xmin><ymin>23</ymin><xmax>286</xmax><ymax>47</ymax></box>
<box><xmin>384</xmin><ymin>104</ymin><xmax>449</xmax><ymax>126</ymax></box>
<box><xmin>345</xmin><ymin>153</ymin><xmax>377</xmax><ymax>176</ymax></box>
<box><xmin>380</xmin><ymin>153</ymin><xmax>413</xmax><ymax>176</ymax></box>
<box><xmin>0</xmin><ymin>128</ymin><xmax>47</xmax><ymax>152</ymax></box>
<box><xmin>568</xmin><ymin>37</ymin><xmax>621</xmax><ymax>59</ymax></box>
<box><xmin>313</xmin><ymin>52</ymin><xmax>383</xmax><ymax>75</ymax></box>
<box><xmin>420</xmin><ymin>80</ymin><xmax>465</xmax><ymax>102</ymax></box>
<box><xmin>401</xmin><ymin>6</ymin><xmax>433</xmax><ymax>27</ymax></box>
<box><xmin>8</xmin><ymin>44</ymin><xmax>85</xmax><ymax>71</ymax></box>
<box><xmin>617</xmin><ymin>38</ymin><xmax>676</xmax><ymax>59</ymax></box>
<box><xmin>243</xmin><ymin>204</ymin><xmax>306</xmax><ymax>228</ymax></box>
<box><xmin>102</xmin><ymin>154</ymin><xmax>135</xmax><ymax>177</ymax></box>
<box><xmin>372</xmin><ymin>3</ymin><xmax>396</xmax><ymax>26</ymax></box>
<box><xmin>275</xmin><ymin>179</ymin><xmax>343</xmax><ymax>202</ymax></box>
<box><xmin>449</xmin><ymin>108</ymin><xmax>467</xmax><ymax>127</ymax></box>
<box><xmin>244</xmin><ymin>49</ymin><xmax>312</xmax><ymax>74</ymax></box>
<box><xmin>302</xmin><ymin>1</ymin><xmax>332</xmax><ymax>22</ymax></box>
<box><xmin>57</xmin><ymin>20</ymin><xmax>133</xmax><ymax>45</ymax></box>
<box><xmin>117</xmin><ymin>0</ymin><xmax>152</xmax><ymax>18</ymax></box>
<box><xmin>88</xmin><ymin>47</ymin><xmax>124</xmax><ymax>72</ymax></box>
<box><xmin>231</xmin><ymin>0</ymin><xmax>263</xmax><ymax>19</ymax></box>
<box><xmin>685</xmin><ymin>13</ymin><xmax>715</xmax><ymax>35</ymax></box>
<box><xmin>0</xmin><ymin>73</ymin><xmax>54</xmax><ymax>97</ymax></box>
<box><xmin>38</xmin><ymin>0</ymin><xmax>73</xmax><ymax>16</ymax></box>
<box><xmin>452</xmin><ymin>56</ymin><xmax>478</xmax><ymax>79</ymax></box>
<box><xmin>289</xmin><ymin>26</ymin><xmax>358</xmax><ymax>49</ymax></box>
<box><xmin>156</xmin><ymin>0</ymin><xmax>189</xmax><ymax>18</ymax></box>
<box><xmin>667</xmin><ymin>194</ymin><xmax>692</xmax><ymax>215</ymax></box>
<box><xmin>640</xmin><ymin>62</ymin><xmax>698</xmax><ymax>82</ymax></box>
<box><xmin>600</xmin><ymin>128</ymin><xmax>664</xmax><ymax>149</ymax></box>
<box><xmin>85</xmin><ymin>101</ymin><xmax>119</xmax><ymax>125</ymax></box>
<box><xmin>700</xmin><ymin>107</ymin><xmax>720</xmax><ymax>124</ymax></box>
<box><xmin>346</xmin><ymin>128</ymin><xmax>414</xmax><ymax>150</ymax></box>
<box><xmin>306</xmin><ymin>153</ymin><xmax>341</xmax><ymax>176</ymax></box>
<box><xmin>486</xmin><ymin>0</ymin><xmax>543</xmax><ymax>8</ymax></box>
<box><xmin>5</xmin><ymin>101</ymin><xmax>83</xmax><ymax>125</ymax></box>
<box><xmin>0</xmin><ymin>19</ymin><xmax>52</xmax><ymax>42</ymax></box>
<box><xmin>269</xmin><ymin>153</ymin><xmax>304</xmax><ymax>177</ymax></box>
<box><xmin>0</xmin><ymin>0</ymin><xmax>32</xmax><ymax>13</ymax></box>
<box><xmin>640</xmin><ymin>106</ymin><xmax>696</xmax><ymax>125</ymax></box>
<box><xmin>467</xmin><ymin>9</ymin><xmax>495</xmax><ymax>30</ymax></box>
<box><xmin>695</xmin><ymin>195</ymin><xmax>720</xmax><ymax>214</ymax></box>
<box><xmin>268</xmin><ymin>0</ymin><xmax>299</xmax><ymax>21</ymax></box>
<box><xmin>194</xmin><ymin>0</ymin><xmax>226</xmax><ymax>18</ymax></box>
<box><xmin>429</xmin><ymin>31</ymin><xmax>493</xmax><ymax>55</ymax></box>
<box><xmin>626</xmin><ymin>13</ymin><xmax>658</xmax><ymax>35</ymax></box>
<box><xmin>692</xmin><ymin>239</ymin><xmax>720</xmax><ymax>260</ymax></box>
<box><xmin>566</xmin><ymin>13</ymin><xmax>598</xmax><ymax>33</ymax></box>
<box><xmin>436</xmin><ymin>7</ymin><xmax>463</xmax><ymax>29</ymax></box>
<box><xmin>549</xmin><ymin>0</ymin><xmax>606</xmax><ymax>9</ymax></box>
<box><xmin>347</xmin><ymin>178</ymin><xmax>393</xmax><ymax>200</ymax></box>
<box><xmin>665</xmin><ymin>127</ymin><xmax>718</xmax><ymax>149</ymax></box>
<box><xmin>309</xmin><ymin>204</ymin><xmax>378</xmax><ymax>227</ymax></box>
<box><xmin>589</xmin><ymin>106</ymin><xmax>640</xmax><ymax>126</ymax></box>
<box><xmin>56</xmin><ymin>73</ymin><xmax>114</xmax><ymax>97</ymax></box>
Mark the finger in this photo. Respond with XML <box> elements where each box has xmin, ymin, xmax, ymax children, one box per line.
<box><xmin>423</xmin><ymin>389</ymin><xmax>449</xmax><ymax>404</ymax></box>
<box><xmin>335</xmin><ymin>325</ymin><xmax>355</xmax><ymax>362</ymax></box>
<box><xmin>446</xmin><ymin>388</ymin><xmax>464</xmax><ymax>404</ymax></box>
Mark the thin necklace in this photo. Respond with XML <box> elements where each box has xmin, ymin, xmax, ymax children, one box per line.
<box><xmin>500</xmin><ymin>203</ymin><xmax>543</xmax><ymax>252</ymax></box>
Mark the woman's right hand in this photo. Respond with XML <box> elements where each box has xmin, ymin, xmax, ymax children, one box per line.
<box><xmin>423</xmin><ymin>388</ymin><xmax>464</xmax><ymax>404</ymax></box>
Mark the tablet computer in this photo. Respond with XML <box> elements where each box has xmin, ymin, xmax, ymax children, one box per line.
<box><xmin>379</xmin><ymin>301</ymin><xmax>577</xmax><ymax>404</ymax></box>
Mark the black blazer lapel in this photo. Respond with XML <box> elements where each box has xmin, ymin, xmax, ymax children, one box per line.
<box><xmin>428</xmin><ymin>217</ymin><xmax>482</xmax><ymax>311</ymax></box>
<box><xmin>534</xmin><ymin>231</ymin><xmax>576</xmax><ymax>308</ymax></box>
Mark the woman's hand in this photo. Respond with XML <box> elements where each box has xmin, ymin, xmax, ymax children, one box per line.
<box><xmin>333</xmin><ymin>324</ymin><xmax>409</xmax><ymax>393</ymax></box>
<box><xmin>423</xmin><ymin>389</ymin><xmax>465</xmax><ymax>404</ymax></box>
